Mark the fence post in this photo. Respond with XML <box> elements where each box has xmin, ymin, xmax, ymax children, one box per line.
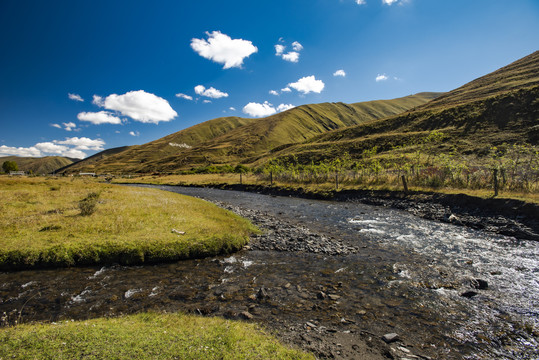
<box><xmin>493</xmin><ymin>168</ymin><xmax>498</xmax><ymax>197</ymax></box>
<box><xmin>401</xmin><ymin>175</ymin><xmax>409</xmax><ymax>194</ymax></box>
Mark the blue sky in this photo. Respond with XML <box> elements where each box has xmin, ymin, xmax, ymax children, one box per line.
<box><xmin>1</xmin><ymin>0</ymin><xmax>538</xmax><ymax>159</ymax></box>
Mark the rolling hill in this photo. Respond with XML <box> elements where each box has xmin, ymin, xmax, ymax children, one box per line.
<box><xmin>0</xmin><ymin>156</ymin><xmax>75</xmax><ymax>174</ymax></box>
<box><xmin>60</xmin><ymin>92</ymin><xmax>440</xmax><ymax>174</ymax></box>
<box><xmin>264</xmin><ymin>51</ymin><xmax>539</xmax><ymax>164</ymax></box>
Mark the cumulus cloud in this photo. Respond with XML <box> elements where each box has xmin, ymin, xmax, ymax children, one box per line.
<box><xmin>281</xmin><ymin>87</ymin><xmax>292</xmax><ymax>92</ymax></box>
<box><xmin>288</xmin><ymin>75</ymin><xmax>325</xmax><ymax>94</ymax></box>
<box><xmin>191</xmin><ymin>31</ymin><xmax>258</xmax><ymax>69</ymax></box>
<box><xmin>203</xmin><ymin>100</ymin><xmax>212</xmax><ymax>104</ymax></box>
<box><xmin>229</xmin><ymin>107</ymin><xmax>236</xmax><ymax>111</ymax></box>
<box><xmin>277</xmin><ymin>104</ymin><xmax>295</xmax><ymax>112</ymax></box>
<box><xmin>175</xmin><ymin>93</ymin><xmax>193</xmax><ymax>101</ymax></box>
<box><xmin>242</xmin><ymin>101</ymin><xmax>295</xmax><ymax>118</ymax></box>
<box><xmin>376</xmin><ymin>74</ymin><xmax>389</xmax><ymax>82</ymax></box>
<box><xmin>0</xmin><ymin>145</ymin><xmax>41</xmax><ymax>157</ymax></box>
<box><xmin>356</xmin><ymin>0</ymin><xmax>366</xmax><ymax>4</ymax></box>
<box><xmin>194</xmin><ymin>85</ymin><xmax>228</xmax><ymax>99</ymax></box>
<box><xmin>0</xmin><ymin>137</ymin><xmax>105</xmax><ymax>159</ymax></box>
<box><xmin>63</xmin><ymin>122</ymin><xmax>77</xmax><ymax>131</ymax></box>
<box><xmin>68</xmin><ymin>93</ymin><xmax>84</xmax><ymax>102</ymax></box>
<box><xmin>282</xmin><ymin>51</ymin><xmax>300</xmax><ymax>63</ymax></box>
<box><xmin>54</xmin><ymin>137</ymin><xmax>105</xmax><ymax>151</ymax></box>
<box><xmin>269</xmin><ymin>90</ymin><xmax>279</xmax><ymax>96</ymax></box>
<box><xmin>77</xmin><ymin>111</ymin><xmax>122</xmax><ymax>125</ymax></box>
<box><xmin>94</xmin><ymin>90</ymin><xmax>177</xmax><ymax>124</ymax></box>
<box><xmin>51</xmin><ymin>123</ymin><xmax>62</xmax><ymax>129</ymax></box>
<box><xmin>382</xmin><ymin>0</ymin><xmax>399</xmax><ymax>4</ymax></box>
<box><xmin>129</xmin><ymin>131</ymin><xmax>140</xmax><ymax>137</ymax></box>
<box><xmin>275</xmin><ymin>44</ymin><xmax>285</xmax><ymax>56</ymax></box>
<box><xmin>333</xmin><ymin>69</ymin><xmax>346</xmax><ymax>77</ymax></box>
<box><xmin>242</xmin><ymin>101</ymin><xmax>276</xmax><ymax>118</ymax></box>
<box><xmin>275</xmin><ymin>40</ymin><xmax>303</xmax><ymax>62</ymax></box>
<box><xmin>291</xmin><ymin>41</ymin><xmax>303</xmax><ymax>51</ymax></box>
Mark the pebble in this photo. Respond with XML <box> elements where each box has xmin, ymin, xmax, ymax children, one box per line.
<box><xmin>382</xmin><ymin>333</ymin><xmax>399</xmax><ymax>343</ymax></box>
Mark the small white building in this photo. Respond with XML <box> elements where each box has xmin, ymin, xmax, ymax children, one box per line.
<box><xmin>9</xmin><ymin>171</ymin><xmax>25</xmax><ymax>176</ymax></box>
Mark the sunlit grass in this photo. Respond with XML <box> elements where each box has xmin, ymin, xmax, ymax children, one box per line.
<box><xmin>0</xmin><ymin>312</ymin><xmax>313</xmax><ymax>360</ymax></box>
<box><xmin>0</xmin><ymin>177</ymin><xmax>258</xmax><ymax>270</ymax></box>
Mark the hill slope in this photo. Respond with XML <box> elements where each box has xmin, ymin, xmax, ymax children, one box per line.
<box><xmin>265</xmin><ymin>51</ymin><xmax>539</xmax><ymax>163</ymax></box>
<box><xmin>0</xmin><ymin>156</ymin><xmax>75</xmax><ymax>174</ymax></box>
<box><xmin>62</xmin><ymin>92</ymin><xmax>440</xmax><ymax>174</ymax></box>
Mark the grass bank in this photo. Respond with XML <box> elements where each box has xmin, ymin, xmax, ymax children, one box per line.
<box><xmin>113</xmin><ymin>173</ymin><xmax>539</xmax><ymax>204</ymax></box>
<box><xmin>0</xmin><ymin>312</ymin><xmax>312</xmax><ymax>359</ymax></box>
<box><xmin>0</xmin><ymin>177</ymin><xmax>257</xmax><ymax>270</ymax></box>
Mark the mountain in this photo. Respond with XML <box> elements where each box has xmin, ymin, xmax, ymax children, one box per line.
<box><xmin>0</xmin><ymin>156</ymin><xmax>75</xmax><ymax>174</ymax></box>
<box><xmin>61</xmin><ymin>92</ymin><xmax>440</xmax><ymax>174</ymax></box>
<box><xmin>264</xmin><ymin>51</ymin><xmax>539</xmax><ymax>164</ymax></box>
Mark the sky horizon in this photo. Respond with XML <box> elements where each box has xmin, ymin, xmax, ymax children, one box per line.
<box><xmin>1</xmin><ymin>0</ymin><xmax>538</xmax><ymax>159</ymax></box>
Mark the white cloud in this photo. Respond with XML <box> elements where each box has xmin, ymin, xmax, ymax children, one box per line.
<box><xmin>194</xmin><ymin>85</ymin><xmax>228</xmax><ymax>99</ymax></box>
<box><xmin>269</xmin><ymin>90</ymin><xmax>279</xmax><ymax>96</ymax></box>
<box><xmin>129</xmin><ymin>131</ymin><xmax>140</xmax><ymax>137</ymax></box>
<box><xmin>229</xmin><ymin>107</ymin><xmax>236</xmax><ymax>111</ymax></box>
<box><xmin>376</xmin><ymin>74</ymin><xmax>389</xmax><ymax>82</ymax></box>
<box><xmin>191</xmin><ymin>31</ymin><xmax>258</xmax><ymax>69</ymax></box>
<box><xmin>94</xmin><ymin>90</ymin><xmax>177</xmax><ymax>124</ymax></box>
<box><xmin>68</xmin><ymin>93</ymin><xmax>84</xmax><ymax>102</ymax></box>
<box><xmin>175</xmin><ymin>93</ymin><xmax>193</xmax><ymax>101</ymax></box>
<box><xmin>356</xmin><ymin>0</ymin><xmax>366</xmax><ymax>4</ymax></box>
<box><xmin>0</xmin><ymin>145</ymin><xmax>41</xmax><ymax>157</ymax></box>
<box><xmin>282</xmin><ymin>51</ymin><xmax>300</xmax><ymax>63</ymax></box>
<box><xmin>35</xmin><ymin>142</ymin><xmax>69</xmax><ymax>154</ymax></box>
<box><xmin>203</xmin><ymin>100</ymin><xmax>212</xmax><ymax>104</ymax></box>
<box><xmin>288</xmin><ymin>75</ymin><xmax>325</xmax><ymax>94</ymax></box>
<box><xmin>51</xmin><ymin>123</ymin><xmax>62</xmax><ymax>129</ymax></box>
<box><xmin>277</xmin><ymin>104</ymin><xmax>295</xmax><ymax>112</ymax></box>
<box><xmin>281</xmin><ymin>87</ymin><xmax>292</xmax><ymax>92</ymax></box>
<box><xmin>382</xmin><ymin>0</ymin><xmax>399</xmax><ymax>4</ymax></box>
<box><xmin>242</xmin><ymin>102</ymin><xmax>295</xmax><ymax>118</ymax></box>
<box><xmin>275</xmin><ymin>44</ymin><xmax>285</xmax><ymax>56</ymax></box>
<box><xmin>291</xmin><ymin>41</ymin><xmax>303</xmax><ymax>51</ymax></box>
<box><xmin>242</xmin><ymin>101</ymin><xmax>277</xmax><ymax>118</ymax></box>
<box><xmin>333</xmin><ymin>69</ymin><xmax>346</xmax><ymax>77</ymax></box>
<box><xmin>0</xmin><ymin>137</ymin><xmax>104</xmax><ymax>160</ymax></box>
<box><xmin>54</xmin><ymin>137</ymin><xmax>105</xmax><ymax>151</ymax></box>
<box><xmin>63</xmin><ymin>122</ymin><xmax>77</xmax><ymax>131</ymax></box>
<box><xmin>77</xmin><ymin>111</ymin><xmax>122</xmax><ymax>125</ymax></box>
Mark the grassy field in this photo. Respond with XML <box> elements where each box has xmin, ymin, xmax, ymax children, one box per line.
<box><xmin>113</xmin><ymin>172</ymin><xmax>539</xmax><ymax>204</ymax></box>
<box><xmin>0</xmin><ymin>176</ymin><xmax>257</xmax><ymax>270</ymax></box>
<box><xmin>0</xmin><ymin>312</ymin><xmax>313</xmax><ymax>359</ymax></box>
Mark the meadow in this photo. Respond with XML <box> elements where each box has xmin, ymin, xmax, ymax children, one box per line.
<box><xmin>0</xmin><ymin>176</ymin><xmax>257</xmax><ymax>270</ymax></box>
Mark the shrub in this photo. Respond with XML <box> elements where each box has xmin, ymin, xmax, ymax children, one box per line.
<box><xmin>78</xmin><ymin>192</ymin><xmax>100</xmax><ymax>216</ymax></box>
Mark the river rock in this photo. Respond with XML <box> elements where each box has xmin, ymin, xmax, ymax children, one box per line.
<box><xmin>382</xmin><ymin>333</ymin><xmax>399</xmax><ymax>343</ymax></box>
<box><xmin>470</xmin><ymin>278</ymin><xmax>488</xmax><ymax>290</ymax></box>
<box><xmin>460</xmin><ymin>290</ymin><xmax>478</xmax><ymax>298</ymax></box>
<box><xmin>239</xmin><ymin>311</ymin><xmax>254</xmax><ymax>320</ymax></box>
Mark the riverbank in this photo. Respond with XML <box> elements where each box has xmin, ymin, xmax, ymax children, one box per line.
<box><xmin>120</xmin><ymin>175</ymin><xmax>539</xmax><ymax>241</ymax></box>
<box><xmin>0</xmin><ymin>177</ymin><xmax>257</xmax><ymax>270</ymax></box>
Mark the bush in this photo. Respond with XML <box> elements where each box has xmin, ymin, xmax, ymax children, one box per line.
<box><xmin>78</xmin><ymin>192</ymin><xmax>100</xmax><ymax>216</ymax></box>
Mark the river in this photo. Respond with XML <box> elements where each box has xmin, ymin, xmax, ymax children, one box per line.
<box><xmin>1</xmin><ymin>185</ymin><xmax>538</xmax><ymax>359</ymax></box>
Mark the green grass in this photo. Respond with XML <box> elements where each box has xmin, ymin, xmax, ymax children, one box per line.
<box><xmin>0</xmin><ymin>177</ymin><xmax>258</xmax><ymax>270</ymax></box>
<box><xmin>0</xmin><ymin>312</ymin><xmax>313</xmax><ymax>360</ymax></box>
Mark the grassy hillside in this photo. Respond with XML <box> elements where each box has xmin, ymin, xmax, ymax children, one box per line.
<box><xmin>265</xmin><ymin>51</ymin><xmax>539</xmax><ymax>164</ymax></box>
<box><xmin>0</xmin><ymin>156</ymin><xmax>74</xmax><ymax>174</ymax></box>
<box><xmin>61</xmin><ymin>92</ymin><xmax>440</xmax><ymax>174</ymax></box>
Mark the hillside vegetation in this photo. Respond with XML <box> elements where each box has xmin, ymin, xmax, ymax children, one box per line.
<box><xmin>1</xmin><ymin>156</ymin><xmax>74</xmax><ymax>174</ymax></box>
<box><xmin>60</xmin><ymin>93</ymin><xmax>440</xmax><ymax>174</ymax></box>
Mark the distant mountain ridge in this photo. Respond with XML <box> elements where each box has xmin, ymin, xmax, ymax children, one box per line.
<box><xmin>0</xmin><ymin>156</ymin><xmax>75</xmax><ymax>174</ymax></box>
<box><xmin>61</xmin><ymin>92</ymin><xmax>441</xmax><ymax>174</ymax></box>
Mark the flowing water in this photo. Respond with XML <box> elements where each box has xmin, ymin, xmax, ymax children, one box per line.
<box><xmin>1</xmin><ymin>185</ymin><xmax>538</xmax><ymax>359</ymax></box>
